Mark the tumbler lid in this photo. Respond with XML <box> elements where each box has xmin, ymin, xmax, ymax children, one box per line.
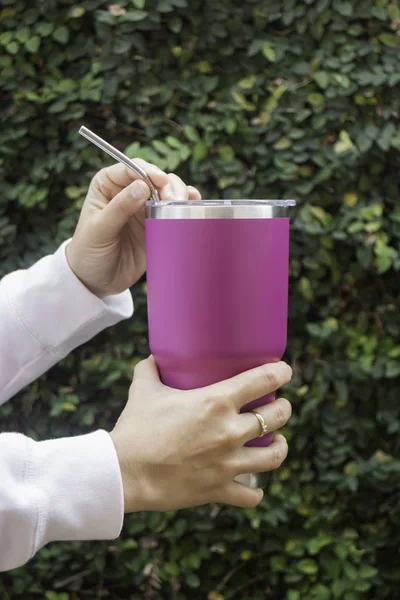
<box><xmin>146</xmin><ymin>199</ymin><xmax>296</xmax><ymax>219</ymax></box>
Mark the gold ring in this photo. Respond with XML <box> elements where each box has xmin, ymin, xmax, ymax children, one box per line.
<box><xmin>251</xmin><ymin>410</ymin><xmax>268</xmax><ymax>438</ymax></box>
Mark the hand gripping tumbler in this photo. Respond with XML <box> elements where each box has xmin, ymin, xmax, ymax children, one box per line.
<box><xmin>145</xmin><ymin>200</ymin><xmax>295</xmax><ymax>487</ymax></box>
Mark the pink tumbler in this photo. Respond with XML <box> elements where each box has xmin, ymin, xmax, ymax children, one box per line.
<box><xmin>145</xmin><ymin>200</ymin><xmax>295</xmax><ymax>486</ymax></box>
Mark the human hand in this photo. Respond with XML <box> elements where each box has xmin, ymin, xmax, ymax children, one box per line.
<box><xmin>66</xmin><ymin>161</ymin><xmax>201</xmax><ymax>296</ymax></box>
<box><xmin>110</xmin><ymin>357</ymin><xmax>292</xmax><ymax>512</ymax></box>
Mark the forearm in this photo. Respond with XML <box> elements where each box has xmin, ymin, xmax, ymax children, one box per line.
<box><xmin>0</xmin><ymin>429</ymin><xmax>123</xmax><ymax>571</ymax></box>
<box><xmin>0</xmin><ymin>240</ymin><xmax>133</xmax><ymax>405</ymax></box>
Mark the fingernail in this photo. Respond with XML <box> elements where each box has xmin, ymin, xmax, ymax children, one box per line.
<box><xmin>132</xmin><ymin>180</ymin><xmax>148</xmax><ymax>201</ymax></box>
<box><xmin>162</xmin><ymin>182</ymin><xmax>174</xmax><ymax>200</ymax></box>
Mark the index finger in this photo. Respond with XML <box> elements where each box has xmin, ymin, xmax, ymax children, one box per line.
<box><xmin>207</xmin><ymin>361</ymin><xmax>293</xmax><ymax>412</ymax></box>
<box><xmin>93</xmin><ymin>161</ymin><xmax>169</xmax><ymax>198</ymax></box>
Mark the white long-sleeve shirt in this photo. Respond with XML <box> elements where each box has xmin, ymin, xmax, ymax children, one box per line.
<box><xmin>0</xmin><ymin>240</ymin><xmax>133</xmax><ymax>571</ymax></box>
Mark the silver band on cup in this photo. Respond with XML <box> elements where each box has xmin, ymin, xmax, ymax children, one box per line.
<box><xmin>146</xmin><ymin>199</ymin><xmax>296</xmax><ymax>220</ymax></box>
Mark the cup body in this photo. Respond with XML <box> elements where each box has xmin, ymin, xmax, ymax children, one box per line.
<box><xmin>145</xmin><ymin>200</ymin><xmax>295</xmax><ymax>487</ymax></box>
<box><xmin>145</xmin><ymin>200</ymin><xmax>295</xmax><ymax>485</ymax></box>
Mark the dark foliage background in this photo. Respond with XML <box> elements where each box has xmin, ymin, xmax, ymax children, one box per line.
<box><xmin>1</xmin><ymin>0</ymin><xmax>399</xmax><ymax>598</ymax></box>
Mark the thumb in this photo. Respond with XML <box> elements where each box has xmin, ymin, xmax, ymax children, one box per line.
<box><xmin>133</xmin><ymin>356</ymin><xmax>161</xmax><ymax>382</ymax></box>
<box><xmin>98</xmin><ymin>179</ymin><xmax>150</xmax><ymax>238</ymax></box>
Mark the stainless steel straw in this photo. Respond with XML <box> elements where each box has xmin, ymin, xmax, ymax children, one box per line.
<box><xmin>79</xmin><ymin>126</ymin><xmax>160</xmax><ymax>203</ymax></box>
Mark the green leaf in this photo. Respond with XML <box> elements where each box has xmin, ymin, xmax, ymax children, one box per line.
<box><xmin>270</xmin><ymin>555</ymin><xmax>286</xmax><ymax>571</ymax></box>
<box><xmin>238</xmin><ymin>75</ymin><xmax>257</xmax><ymax>89</ymax></box>
<box><xmin>311</xmin><ymin>584</ymin><xmax>331</xmax><ymax>600</ymax></box>
<box><xmin>332</xmin><ymin>580</ymin><xmax>346</xmax><ymax>598</ymax></box>
<box><xmin>6</xmin><ymin>41</ymin><xmax>19</xmax><ymax>55</ymax></box>
<box><xmin>365</xmin><ymin>122</ymin><xmax>379</xmax><ymax>140</ymax></box>
<box><xmin>377</xmin><ymin>122</ymin><xmax>396</xmax><ymax>151</ymax></box>
<box><xmin>274</xmin><ymin>137</ymin><xmax>292</xmax><ymax>150</ymax></box>
<box><xmin>334</xmin><ymin>130</ymin><xmax>354</xmax><ymax>154</ymax></box>
<box><xmin>379</xmin><ymin>33</ymin><xmax>399</xmax><ymax>48</ymax></box>
<box><xmin>70</xmin><ymin>6</ymin><xmax>85</xmax><ymax>18</ymax></box>
<box><xmin>60</xmin><ymin>402</ymin><xmax>77</xmax><ymax>412</ymax></box>
<box><xmin>386</xmin><ymin>361</ymin><xmax>400</xmax><ymax>378</ymax></box>
<box><xmin>354</xmin><ymin>580</ymin><xmax>371</xmax><ymax>592</ymax></box>
<box><xmin>65</xmin><ymin>186</ymin><xmax>84</xmax><ymax>199</ymax></box>
<box><xmin>248</xmin><ymin>39</ymin><xmax>263</xmax><ymax>56</ymax></box>
<box><xmin>123</xmin><ymin>10</ymin><xmax>148</xmax><ymax>21</ymax></box>
<box><xmin>333</xmin><ymin>73</ymin><xmax>351</xmax><ymax>89</ymax></box>
<box><xmin>25</xmin><ymin>36</ymin><xmax>40</xmax><ymax>53</ymax></box>
<box><xmin>310</xmin><ymin>206</ymin><xmax>331</xmax><ymax>225</ymax></box>
<box><xmin>15</xmin><ymin>28</ymin><xmax>30</xmax><ymax>43</ymax></box>
<box><xmin>231</xmin><ymin>90</ymin><xmax>256</xmax><ymax>111</ymax></box>
<box><xmin>314</xmin><ymin>71</ymin><xmax>330</xmax><ymax>89</ymax></box>
<box><xmin>343</xmin><ymin>192</ymin><xmax>358</xmax><ymax>206</ymax></box>
<box><xmin>300</xmin><ymin>277</ymin><xmax>314</xmax><ymax>301</ymax></box>
<box><xmin>343</xmin><ymin>527</ymin><xmax>360</xmax><ymax>540</ymax></box>
<box><xmin>53</xmin><ymin>26</ymin><xmax>69</xmax><ymax>43</ymax></box>
<box><xmin>262</xmin><ymin>41</ymin><xmax>276</xmax><ymax>62</ymax></box>
<box><xmin>343</xmin><ymin>561</ymin><xmax>358</xmax><ymax>580</ymax></box>
<box><xmin>125</xmin><ymin>143</ymin><xmax>156</xmax><ymax>163</ymax></box>
<box><xmin>335</xmin><ymin>2</ymin><xmax>353</xmax><ymax>17</ymax></box>
<box><xmin>357</xmin><ymin>246</ymin><xmax>372</xmax><ymax>269</ymax></box>
<box><xmin>224</xmin><ymin>118</ymin><xmax>237</xmax><ymax>134</ymax></box>
<box><xmin>264</xmin><ymin>84</ymin><xmax>288</xmax><ymax>111</ymax></box>
<box><xmin>359</xmin><ymin>565</ymin><xmax>378</xmax><ymax>579</ymax></box>
<box><xmin>218</xmin><ymin>145</ymin><xmax>235</xmax><ymax>161</ymax></box>
<box><xmin>166</xmin><ymin>136</ymin><xmax>183</xmax><ymax>149</ymax></box>
<box><xmin>208</xmin><ymin>592</ymin><xmax>224</xmax><ymax>600</ymax></box>
<box><xmin>36</xmin><ymin>22</ymin><xmax>54</xmax><ymax>36</ymax></box>
<box><xmin>193</xmin><ymin>141</ymin><xmax>207</xmax><ymax>162</ymax></box>
<box><xmin>344</xmin><ymin>461</ymin><xmax>359</xmax><ymax>476</ymax></box>
<box><xmin>307</xmin><ymin>535</ymin><xmax>332</xmax><ymax>555</ymax></box>
<box><xmin>132</xmin><ymin>0</ymin><xmax>146</xmax><ymax>8</ymax></box>
<box><xmin>388</xmin><ymin>4</ymin><xmax>400</xmax><ymax>20</ymax></box>
<box><xmin>296</xmin><ymin>558</ymin><xmax>318</xmax><ymax>575</ymax></box>
<box><xmin>166</xmin><ymin>150</ymin><xmax>181</xmax><ymax>170</ymax></box>
<box><xmin>320</xmin><ymin>554</ymin><xmax>341</xmax><ymax>579</ymax></box>
<box><xmin>391</xmin><ymin>133</ymin><xmax>400</xmax><ymax>149</ymax></box>
<box><xmin>45</xmin><ymin>592</ymin><xmax>62</xmax><ymax>600</ymax></box>
<box><xmin>183</xmin><ymin>125</ymin><xmax>199</xmax><ymax>142</ymax></box>
<box><xmin>152</xmin><ymin>140</ymin><xmax>170</xmax><ymax>155</ymax></box>
<box><xmin>356</xmin><ymin>132</ymin><xmax>373</xmax><ymax>153</ymax></box>
<box><xmin>218</xmin><ymin>175</ymin><xmax>237</xmax><ymax>189</ymax></box>
<box><xmin>0</xmin><ymin>32</ymin><xmax>13</xmax><ymax>45</ymax></box>
<box><xmin>307</xmin><ymin>93</ymin><xmax>325</xmax><ymax>107</ymax></box>
<box><xmin>165</xmin><ymin>562</ymin><xmax>179</xmax><ymax>576</ymax></box>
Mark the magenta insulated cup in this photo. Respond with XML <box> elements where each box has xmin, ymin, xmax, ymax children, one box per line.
<box><xmin>145</xmin><ymin>199</ymin><xmax>295</xmax><ymax>487</ymax></box>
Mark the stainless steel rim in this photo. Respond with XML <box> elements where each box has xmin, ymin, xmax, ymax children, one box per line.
<box><xmin>146</xmin><ymin>199</ymin><xmax>296</xmax><ymax>219</ymax></box>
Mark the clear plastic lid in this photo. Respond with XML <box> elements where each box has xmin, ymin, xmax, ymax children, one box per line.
<box><xmin>146</xmin><ymin>199</ymin><xmax>296</xmax><ymax>219</ymax></box>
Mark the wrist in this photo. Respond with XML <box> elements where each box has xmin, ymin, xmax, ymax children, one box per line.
<box><xmin>109</xmin><ymin>432</ymin><xmax>128</xmax><ymax>512</ymax></box>
<box><xmin>109</xmin><ymin>431</ymin><xmax>146</xmax><ymax>513</ymax></box>
<box><xmin>65</xmin><ymin>241</ymin><xmax>103</xmax><ymax>297</ymax></box>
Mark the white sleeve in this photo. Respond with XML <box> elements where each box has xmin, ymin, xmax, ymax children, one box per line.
<box><xmin>0</xmin><ymin>239</ymin><xmax>133</xmax><ymax>405</ymax></box>
<box><xmin>0</xmin><ymin>430</ymin><xmax>124</xmax><ymax>571</ymax></box>
<box><xmin>0</xmin><ymin>240</ymin><xmax>133</xmax><ymax>571</ymax></box>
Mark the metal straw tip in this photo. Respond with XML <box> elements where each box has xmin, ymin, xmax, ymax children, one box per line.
<box><xmin>77</xmin><ymin>124</ymin><xmax>161</xmax><ymax>204</ymax></box>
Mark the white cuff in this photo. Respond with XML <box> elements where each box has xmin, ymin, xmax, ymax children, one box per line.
<box><xmin>0</xmin><ymin>430</ymin><xmax>124</xmax><ymax>571</ymax></box>
<box><xmin>32</xmin><ymin>430</ymin><xmax>124</xmax><ymax>549</ymax></box>
<box><xmin>6</xmin><ymin>239</ymin><xmax>133</xmax><ymax>357</ymax></box>
<box><xmin>0</xmin><ymin>240</ymin><xmax>134</xmax><ymax>404</ymax></box>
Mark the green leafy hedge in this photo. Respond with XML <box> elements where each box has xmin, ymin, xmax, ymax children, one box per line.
<box><xmin>1</xmin><ymin>0</ymin><xmax>399</xmax><ymax>598</ymax></box>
